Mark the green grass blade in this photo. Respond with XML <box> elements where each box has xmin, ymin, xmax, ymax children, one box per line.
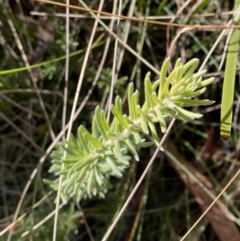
<box><xmin>220</xmin><ymin>3</ymin><xmax>240</xmax><ymax>140</ymax></box>
<box><xmin>0</xmin><ymin>40</ymin><xmax>103</xmax><ymax>76</ymax></box>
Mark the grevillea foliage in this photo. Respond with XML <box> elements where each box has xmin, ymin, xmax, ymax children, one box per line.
<box><xmin>45</xmin><ymin>58</ymin><xmax>214</xmax><ymax>202</ymax></box>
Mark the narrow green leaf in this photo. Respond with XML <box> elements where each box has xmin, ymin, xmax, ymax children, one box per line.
<box><xmin>140</xmin><ymin>119</ymin><xmax>149</xmax><ymax>134</ymax></box>
<box><xmin>138</xmin><ymin>110</ymin><xmax>154</xmax><ymax>125</ymax></box>
<box><xmin>152</xmin><ymin>80</ymin><xmax>159</xmax><ymax>91</ymax></box>
<box><xmin>74</xmin><ymin>164</ymin><xmax>90</xmax><ymax>184</ymax></box>
<box><xmin>63</xmin><ymin>154</ymin><xmax>84</xmax><ymax>162</ymax></box>
<box><xmin>84</xmin><ymin>133</ymin><xmax>103</xmax><ymax>148</ymax></box>
<box><xmin>113</xmin><ymin>141</ymin><xmax>129</xmax><ymax>165</ymax></box>
<box><xmin>128</xmin><ymin>124</ymin><xmax>141</xmax><ymax>133</ymax></box>
<box><xmin>158</xmin><ymin>58</ymin><xmax>170</xmax><ymax>100</ymax></box>
<box><xmin>161</xmin><ymin>107</ymin><xmax>176</xmax><ymax>118</ymax></box>
<box><xmin>183</xmin><ymin>59</ymin><xmax>201</xmax><ymax>78</ymax></box>
<box><xmin>137</xmin><ymin>105</ymin><xmax>145</xmax><ymax>117</ymax></box>
<box><xmin>64</xmin><ymin>172</ymin><xmax>80</xmax><ymax>194</ymax></box>
<box><xmin>124</xmin><ymin>115</ymin><xmax>133</xmax><ymax>127</ymax></box>
<box><xmin>94</xmin><ymin>166</ymin><xmax>104</xmax><ymax>186</ymax></box>
<box><xmin>101</xmin><ymin>110</ymin><xmax>110</xmax><ymax>132</ymax></box>
<box><xmin>170</xmin><ymin>78</ymin><xmax>186</xmax><ymax>95</ymax></box>
<box><xmin>111</xmin><ymin>107</ymin><xmax>129</xmax><ymax>128</ymax></box>
<box><xmin>128</xmin><ymin>83</ymin><xmax>135</xmax><ymax>120</ymax></box>
<box><xmin>115</xmin><ymin>96</ymin><xmax>123</xmax><ymax>114</ymax></box>
<box><xmin>128</xmin><ymin>82</ymin><xmax>134</xmax><ymax>97</ymax></box>
<box><xmin>125</xmin><ymin>138</ymin><xmax>139</xmax><ymax>161</ymax></box>
<box><xmin>155</xmin><ymin>108</ymin><xmax>167</xmax><ymax>133</ymax></box>
<box><xmin>106</xmin><ymin>157</ymin><xmax>122</xmax><ymax>177</ymax></box>
<box><xmin>174</xmin><ymin>58</ymin><xmax>182</xmax><ymax>68</ymax></box>
<box><xmin>221</xmin><ymin>4</ymin><xmax>240</xmax><ymax>140</ymax></box>
<box><xmin>128</xmin><ymin>95</ymin><xmax>139</xmax><ymax>123</ymax></box>
<box><xmin>164</xmin><ymin>66</ymin><xmax>181</xmax><ymax>94</ymax></box>
<box><xmin>173</xmin><ymin>99</ymin><xmax>214</xmax><ymax>107</ymax></box>
<box><xmin>173</xmin><ymin>65</ymin><xmax>183</xmax><ymax>86</ymax></box>
<box><xmin>92</xmin><ymin>187</ymin><xmax>97</xmax><ymax>196</ymax></box>
<box><xmin>131</xmin><ymin>92</ymin><xmax>139</xmax><ymax>120</ymax></box>
<box><xmin>193</xmin><ymin>78</ymin><xmax>203</xmax><ymax>88</ymax></box>
<box><xmin>182</xmin><ymin>58</ymin><xmax>199</xmax><ymax>77</ymax></box>
<box><xmin>184</xmin><ymin>88</ymin><xmax>206</xmax><ymax>98</ymax></box>
<box><xmin>78</xmin><ymin>126</ymin><xmax>90</xmax><ymax>153</ymax></box>
<box><xmin>144</xmin><ymin>76</ymin><xmax>154</xmax><ymax>109</ymax></box>
<box><xmin>68</xmin><ymin>153</ymin><xmax>96</xmax><ymax>177</ymax></box>
<box><xmin>173</xmin><ymin>105</ymin><xmax>202</xmax><ymax>120</ymax></box>
<box><xmin>92</xmin><ymin>115</ymin><xmax>99</xmax><ymax>139</ymax></box>
<box><xmin>87</xmin><ymin>169</ymin><xmax>94</xmax><ymax>195</ymax></box>
<box><xmin>178</xmin><ymin>86</ymin><xmax>185</xmax><ymax>93</ymax></box>
<box><xmin>151</xmin><ymin>92</ymin><xmax>161</xmax><ymax>106</ymax></box>
<box><xmin>95</xmin><ymin>106</ymin><xmax>108</xmax><ymax>140</ymax></box>
<box><xmin>192</xmin><ymin>70</ymin><xmax>207</xmax><ymax>83</ymax></box>
<box><xmin>110</xmin><ymin>116</ymin><xmax>123</xmax><ymax>133</ymax></box>
<box><xmin>48</xmin><ymin>164</ymin><xmax>61</xmax><ymax>173</ymax></box>
<box><xmin>136</xmin><ymin>141</ymin><xmax>153</xmax><ymax>148</ymax></box>
<box><xmin>197</xmin><ymin>77</ymin><xmax>214</xmax><ymax>87</ymax></box>
<box><xmin>64</xmin><ymin>142</ymin><xmax>81</xmax><ymax>156</ymax></box>
<box><xmin>148</xmin><ymin>122</ymin><xmax>159</xmax><ymax>145</ymax></box>
<box><xmin>185</xmin><ymin>83</ymin><xmax>195</xmax><ymax>92</ymax></box>
<box><xmin>183</xmin><ymin>76</ymin><xmax>194</xmax><ymax>88</ymax></box>
<box><xmin>43</xmin><ymin>179</ymin><xmax>54</xmax><ymax>185</ymax></box>
<box><xmin>132</xmin><ymin>132</ymin><xmax>142</xmax><ymax>145</ymax></box>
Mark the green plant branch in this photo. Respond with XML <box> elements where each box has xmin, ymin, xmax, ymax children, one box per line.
<box><xmin>101</xmin><ymin>114</ymin><xmax>177</xmax><ymax>241</ymax></box>
<box><xmin>45</xmin><ymin>58</ymin><xmax>214</xmax><ymax>202</ymax></box>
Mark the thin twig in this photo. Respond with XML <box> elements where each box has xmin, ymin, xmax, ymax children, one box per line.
<box><xmin>37</xmin><ymin>0</ymin><xmax>240</xmax><ymax>30</ymax></box>
<box><xmin>53</xmin><ymin>0</ymin><xmax>105</xmax><ymax>240</ymax></box>
<box><xmin>180</xmin><ymin>169</ymin><xmax>240</xmax><ymax>241</ymax></box>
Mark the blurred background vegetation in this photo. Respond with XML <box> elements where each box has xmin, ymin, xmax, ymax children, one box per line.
<box><xmin>0</xmin><ymin>0</ymin><xmax>240</xmax><ymax>240</ymax></box>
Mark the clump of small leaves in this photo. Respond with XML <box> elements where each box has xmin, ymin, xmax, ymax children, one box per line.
<box><xmin>9</xmin><ymin>205</ymin><xmax>78</xmax><ymax>241</ymax></box>
<box><xmin>45</xmin><ymin>58</ymin><xmax>214</xmax><ymax>202</ymax></box>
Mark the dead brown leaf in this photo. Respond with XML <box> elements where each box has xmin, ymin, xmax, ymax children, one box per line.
<box><xmin>166</xmin><ymin>141</ymin><xmax>240</xmax><ymax>241</ymax></box>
